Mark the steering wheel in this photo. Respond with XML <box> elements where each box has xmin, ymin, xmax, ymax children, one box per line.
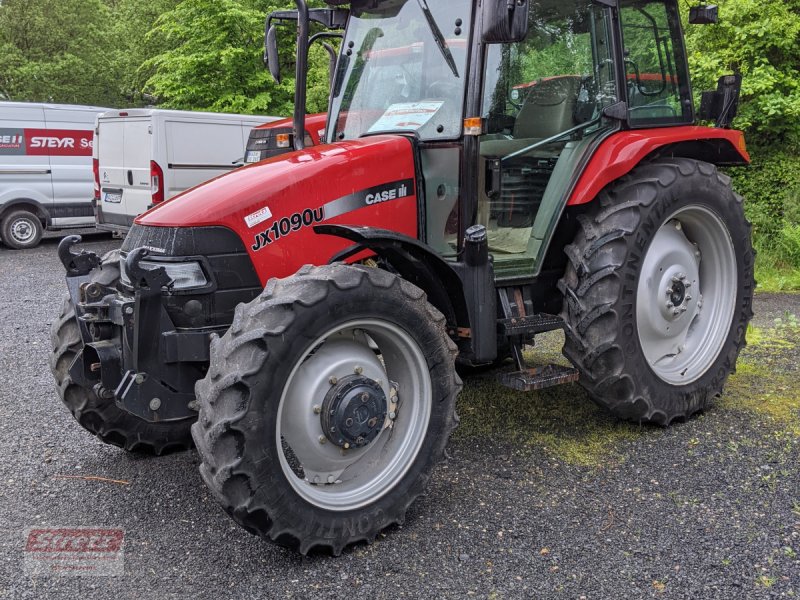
<box><xmin>426</xmin><ymin>80</ymin><xmax>462</xmax><ymax>100</ymax></box>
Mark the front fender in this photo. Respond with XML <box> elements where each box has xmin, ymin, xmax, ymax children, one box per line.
<box><xmin>315</xmin><ymin>224</ymin><xmax>470</xmax><ymax>333</ymax></box>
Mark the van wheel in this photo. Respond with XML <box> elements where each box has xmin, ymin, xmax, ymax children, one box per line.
<box><xmin>1</xmin><ymin>209</ymin><xmax>44</xmax><ymax>249</ymax></box>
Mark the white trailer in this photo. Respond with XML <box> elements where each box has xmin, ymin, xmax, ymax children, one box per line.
<box><xmin>0</xmin><ymin>101</ymin><xmax>109</xmax><ymax>249</ymax></box>
<box><xmin>95</xmin><ymin>109</ymin><xmax>277</xmax><ymax>233</ymax></box>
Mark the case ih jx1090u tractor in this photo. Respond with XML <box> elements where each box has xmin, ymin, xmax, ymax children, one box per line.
<box><xmin>52</xmin><ymin>0</ymin><xmax>753</xmax><ymax>554</ymax></box>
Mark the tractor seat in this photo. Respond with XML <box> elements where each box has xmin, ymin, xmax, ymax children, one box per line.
<box><xmin>513</xmin><ymin>76</ymin><xmax>582</xmax><ymax>139</ymax></box>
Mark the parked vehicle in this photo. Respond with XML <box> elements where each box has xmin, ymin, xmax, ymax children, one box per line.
<box><xmin>54</xmin><ymin>0</ymin><xmax>751</xmax><ymax>555</ymax></box>
<box><xmin>244</xmin><ymin>113</ymin><xmax>327</xmax><ymax>164</ymax></box>
<box><xmin>94</xmin><ymin>109</ymin><xmax>277</xmax><ymax>233</ymax></box>
<box><xmin>0</xmin><ymin>101</ymin><xmax>109</xmax><ymax>249</ymax></box>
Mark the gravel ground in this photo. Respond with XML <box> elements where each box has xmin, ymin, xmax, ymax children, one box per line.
<box><xmin>0</xmin><ymin>233</ymin><xmax>798</xmax><ymax>599</ymax></box>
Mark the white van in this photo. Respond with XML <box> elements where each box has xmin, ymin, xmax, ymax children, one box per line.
<box><xmin>0</xmin><ymin>101</ymin><xmax>109</xmax><ymax>249</ymax></box>
<box><xmin>95</xmin><ymin>109</ymin><xmax>276</xmax><ymax>232</ymax></box>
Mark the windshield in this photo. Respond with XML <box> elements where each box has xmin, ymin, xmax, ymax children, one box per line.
<box><xmin>328</xmin><ymin>0</ymin><xmax>473</xmax><ymax>142</ymax></box>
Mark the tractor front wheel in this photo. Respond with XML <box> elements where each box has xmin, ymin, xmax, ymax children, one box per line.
<box><xmin>49</xmin><ymin>250</ymin><xmax>194</xmax><ymax>454</ymax></box>
<box><xmin>192</xmin><ymin>264</ymin><xmax>461</xmax><ymax>555</ymax></box>
<box><xmin>559</xmin><ymin>158</ymin><xmax>754</xmax><ymax>424</ymax></box>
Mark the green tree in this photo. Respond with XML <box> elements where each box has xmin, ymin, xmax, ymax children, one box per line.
<box><xmin>105</xmin><ymin>0</ymin><xmax>182</xmax><ymax>105</ymax></box>
<box><xmin>142</xmin><ymin>0</ymin><xmax>333</xmax><ymax>116</ymax></box>
<box><xmin>685</xmin><ymin>0</ymin><xmax>800</xmax><ymax>145</ymax></box>
<box><xmin>0</xmin><ymin>0</ymin><xmax>120</xmax><ymax>105</ymax></box>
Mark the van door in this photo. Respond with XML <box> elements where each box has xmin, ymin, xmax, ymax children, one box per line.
<box><xmin>121</xmin><ymin>118</ymin><xmax>153</xmax><ymax>220</ymax></box>
<box><xmin>165</xmin><ymin>119</ymin><xmax>240</xmax><ymax>199</ymax></box>
<box><xmin>97</xmin><ymin>118</ymin><xmax>128</xmax><ymax>228</ymax></box>
<box><xmin>43</xmin><ymin>107</ymin><xmax>97</xmax><ymax>227</ymax></box>
<box><xmin>0</xmin><ymin>104</ymin><xmax>53</xmax><ymax>217</ymax></box>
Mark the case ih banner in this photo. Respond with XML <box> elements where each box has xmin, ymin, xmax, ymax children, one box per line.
<box><xmin>0</xmin><ymin>128</ymin><xmax>93</xmax><ymax>157</ymax></box>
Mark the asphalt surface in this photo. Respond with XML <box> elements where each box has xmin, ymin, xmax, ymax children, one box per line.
<box><xmin>0</xmin><ymin>232</ymin><xmax>798</xmax><ymax>599</ymax></box>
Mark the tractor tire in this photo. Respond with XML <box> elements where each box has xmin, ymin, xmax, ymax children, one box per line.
<box><xmin>192</xmin><ymin>264</ymin><xmax>461</xmax><ymax>555</ymax></box>
<box><xmin>559</xmin><ymin>158</ymin><xmax>754</xmax><ymax>424</ymax></box>
<box><xmin>1</xmin><ymin>209</ymin><xmax>43</xmax><ymax>249</ymax></box>
<box><xmin>49</xmin><ymin>249</ymin><xmax>194</xmax><ymax>454</ymax></box>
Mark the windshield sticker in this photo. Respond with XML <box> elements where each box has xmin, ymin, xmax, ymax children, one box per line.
<box><xmin>368</xmin><ymin>102</ymin><xmax>444</xmax><ymax>133</ymax></box>
<box><xmin>251</xmin><ymin>179</ymin><xmax>415</xmax><ymax>252</ymax></box>
<box><xmin>244</xmin><ymin>205</ymin><xmax>273</xmax><ymax>229</ymax></box>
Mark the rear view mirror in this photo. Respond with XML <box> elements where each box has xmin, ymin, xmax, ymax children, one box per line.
<box><xmin>265</xmin><ymin>26</ymin><xmax>281</xmax><ymax>83</ymax></box>
<box><xmin>482</xmin><ymin>0</ymin><xmax>529</xmax><ymax>43</ymax></box>
<box><xmin>689</xmin><ymin>4</ymin><xmax>719</xmax><ymax>24</ymax></box>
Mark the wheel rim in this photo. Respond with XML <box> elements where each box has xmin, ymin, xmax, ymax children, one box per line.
<box><xmin>276</xmin><ymin>319</ymin><xmax>432</xmax><ymax>511</ymax></box>
<box><xmin>636</xmin><ymin>205</ymin><xmax>737</xmax><ymax>385</ymax></box>
<box><xmin>9</xmin><ymin>216</ymin><xmax>36</xmax><ymax>244</ymax></box>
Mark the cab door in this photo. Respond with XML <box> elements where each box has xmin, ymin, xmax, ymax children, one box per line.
<box><xmin>477</xmin><ymin>0</ymin><xmax>621</xmax><ymax>279</ymax></box>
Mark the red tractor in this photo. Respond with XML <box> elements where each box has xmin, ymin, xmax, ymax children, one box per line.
<box><xmin>52</xmin><ymin>0</ymin><xmax>753</xmax><ymax>555</ymax></box>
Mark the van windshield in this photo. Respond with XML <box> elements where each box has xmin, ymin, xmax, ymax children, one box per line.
<box><xmin>328</xmin><ymin>0</ymin><xmax>472</xmax><ymax>142</ymax></box>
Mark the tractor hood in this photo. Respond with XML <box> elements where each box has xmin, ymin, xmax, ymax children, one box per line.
<box><xmin>136</xmin><ymin>135</ymin><xmax>419</xmax><ymax>282</ymax></box>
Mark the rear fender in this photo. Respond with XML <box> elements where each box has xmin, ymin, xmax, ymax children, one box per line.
<box><xmin>567</xmin><ymin>126</ymin><xmax>749</xmax><ymax>207</ymax></box>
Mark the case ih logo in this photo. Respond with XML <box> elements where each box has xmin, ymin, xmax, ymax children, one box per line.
<box><xmin>0</xmin><ymin>128</ymin><xmax>93</xmax><ymax>156</ymax></box>
<box><xmin>24</xmin><ymin>527</ymin><xmax>125</xmax><ymax>576</ymax></box>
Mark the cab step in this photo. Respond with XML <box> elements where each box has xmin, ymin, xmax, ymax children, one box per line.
<box><xmin>497</xmin><ymin>313</ymin><xmax>565</xmax><ymax>336</ymax></box>
<box><xmin>497</xmin><ymin>364</ymin><xmax>580</xmax><ymax>392</ymax></box>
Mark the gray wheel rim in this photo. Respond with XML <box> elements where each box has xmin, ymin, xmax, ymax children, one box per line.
<box><xmin>636</xmin><ymin>205</ymin><xmax>737</xmax><ymax>385</ymax></box>
<box><xmin>9</xmin><ymin>216</ymin><xmax>36</xmax><ymax>244</ymax></box>
<box><xmin>276</xmin><ymin>319</ymin><xmax>432</xmax><ymax>511</ymax></box>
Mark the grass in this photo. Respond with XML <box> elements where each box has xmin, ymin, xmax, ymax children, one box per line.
<box><xmin>454</xmin><ymin>331</ymin><xmax>646</xmax><ymax>467</ymax></box>
<box><xmin>454</xmin><ymin>318</ymin><xmax>800</xmax><ymax>468</ymax></box>
<box><xmin>755</xmin><ymin>264</ymin><xmax>800</xmax><ymax>293</ymax></box>
<box><xmin>723</xmin><ymin>324</ymin><xmax>800</xmax><ymax>437</ymax></box>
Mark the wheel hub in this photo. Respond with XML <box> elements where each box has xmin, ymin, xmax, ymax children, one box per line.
<box><xmin>321</xmin><ymin>375</ymin><xmax>387</xmax><ymax>448</ymax></box>
<box><xmin>11</xmin><ymin>218</ymin><xmax>33</xmax><ymax>242</ymax></box>
<box><xmin>636</xmin><ymin>209</ymin><xmax>737</xmax><ymax>384</ymax></box>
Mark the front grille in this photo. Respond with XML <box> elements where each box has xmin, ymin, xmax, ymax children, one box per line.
<box><xmin>122</xmin><ymin>225</ymin><xmax>262</xmax><ymax>328</ymax></box>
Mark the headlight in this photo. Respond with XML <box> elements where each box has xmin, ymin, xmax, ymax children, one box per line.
<box><xmin>120</xmin><ymin>257</ymin><xmax>208</xmax><ymax>290</ymax></box>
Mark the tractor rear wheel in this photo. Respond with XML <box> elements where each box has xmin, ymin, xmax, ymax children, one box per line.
<box><xmin>49</xmin><ymin>250</ymin><xmax>194</xmax><ymax>454</ymax></box>
<box><xmin>559</xmin><ymin>158</ymin><xmax>754</xmax><ymax>424</ymax></box>
<box><xmin>192</xmin><ymin>264</ymin><xmax>460</xmax><ymax>555</ymax></box>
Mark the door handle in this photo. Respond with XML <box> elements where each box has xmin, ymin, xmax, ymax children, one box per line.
<box><xmin>127</xmin><ymin>170</ymin><xmax>133</xmax><ymax>185</ymax></box>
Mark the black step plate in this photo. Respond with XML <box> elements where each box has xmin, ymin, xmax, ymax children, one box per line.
<box><xmin>498</xmin><ymin>364</ymin><xmax>580</xmax><ymax>392</ymax></box>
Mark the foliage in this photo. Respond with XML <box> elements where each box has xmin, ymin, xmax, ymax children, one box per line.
<box><xmin>0</xmin><ymin>0</ymin><xmax>120</xmax><ymax>105</ymax></box>
<box><xmin>684</xmin><ymin>0</ymin><xmax>800</xmax><ymax>146</ymax></box>
<box><xmin>141</xmin><ymin>0</ymin><xmax>333</xmax><ymax>116</ymax></box>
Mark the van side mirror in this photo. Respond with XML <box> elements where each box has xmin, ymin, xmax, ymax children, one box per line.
<box><xmin>265</xmin><ymin>25</ymin><xmax>281</xmax><ymax>83</ymax></box>
<box><xmin>482</xmin><ymin>0</ymin><xmax>529</xmax><ymax>43</ymax></box>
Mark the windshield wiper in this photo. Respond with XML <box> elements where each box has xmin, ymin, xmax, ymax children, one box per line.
<box><xmin>416</xmin><ymin>0</ymin><xmax>459</xmax><ymax>78</ymax></box>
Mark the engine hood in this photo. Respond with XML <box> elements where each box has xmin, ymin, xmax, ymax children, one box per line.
<box><xmin>137</xmin><ymin>135</ymin><xmax>419</xmax><ymax>282</ymax></box>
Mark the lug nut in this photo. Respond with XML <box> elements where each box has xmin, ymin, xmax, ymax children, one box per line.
<box><xmin>327</xmin><ymin>475</ymin><xmax>335</xmax><ymax>484</ymax></box>
<box><xmin>354</xmin><ymin>366</ymin><xmax>363</xmax><ymax>375</ymax></box>
<box><xmin>149</xmin><ymin>398</ymin><xmax>161</xmax><ymax>411</ymax></box>
<box><xmin>666</xmin><ymin>302</ymin><xmax>674</xmax><ymax>309</ymax></box>
<box><xmin>134</xmin><ymin>374</ymin><xmax>144</xmax><ymax>384</ymax></box>
<box><xmin>345</xmin><ymin>418</ymin><xmax>354</xmax><ymax>427</ymax></box>
<box><xmin>674</xmin><ymin>221</ymin><xmax>682</xmax><ymax>231</ymax></box>
<box><xmin>318</xmin><ymin>436</ymin><xmax>327</xmax><ymax>444</ymax></box>
<box><xmin>329</xmin><ymin>376</ymin><xmax>338</xmax><ymax>385</ymax></box>
<box><xmin>673</xmin><ymin>309</ymin><xmax>681</xmax><ymax>316</ymax></box>
<box><xmin>389</xmin><ymin>411</ymin><xmax>397</xmax><ymax>420</ymax></box>
<box><xmin>343</xmin><ymin>442</ymin><xmax>350</xmax><ymax>449</ymax></box>
<box><xmin>313</xmin><ymin>405</ymin><xmax>321</xmax><ymax>415</ymax></box>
